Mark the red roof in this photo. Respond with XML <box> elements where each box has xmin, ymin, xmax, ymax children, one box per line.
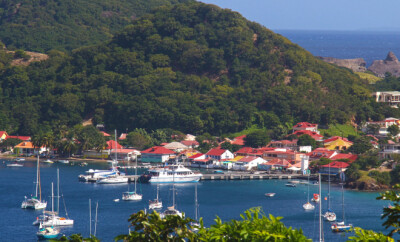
<box><xmin>101</xmin><ymin>131</ymin><xmax>111</xmax><ymax>137</ymax></box>
<box><xmin>181</xmin><ymin>140</ymin><xmax>199</xmax><ymax>147</ymax></box>
<box><xmin>119</xmin><ymin>133</ymin><xmax>127</xmax><ymax>140</ymax></box>
<box><xmin>330</xmin><ymin>153</ymin><xmax>358</xmax><ymax>163</ymax></box>
<box><xmin>293</xmin><ymin>122</ymin><xmax>317</xmax><ymax>128</ymax></box>
<box><xmin>263</xmin><ymin>158</ymin><xmax>290</xmax><ymax>167</ymax></box>
<box><xmin>307</xmin><ymin>148</ymin><xmax>336</xmax><ymax>159</ymax></box>
<box><xmin>324</xmin><ymin>136</ymin><xmax>351</xmax><ymax>143</ymax></box>
<box><xmin>238</xmin><ymin>156</ymin><xmax>258</xmax><ymax>163</ymax></box>
<box><xmin>7</xmin><ymin>135</ymin><xmax>31</xmax><ymax>141</ymax></box>
<box><xmin>235</xmin><ymin>147</ymin><xmax>274</xmax><ymax>156</ymax></box>
<box><xmin>206</xmin><ymin>148</ymin><xmax>228</xmax><ymax>156</ymax></box>
<box><xmin>115</xmin><ymin>149</ymin><xmax>139</xmax><ymax>154</ymax></box>
<box><xmin>321</xmin><ymin>161</ymin><xmax>349</xmax><ymax>169</ymax></box>
<box><xmin>141</xmin><ymin>146</ymin><xmax>175</xmax><ymax>154</ymax></box>
<box><xmin>0</xmin><ymin>131</ymin><xmax>8</xmax><ymax>137</ymax></box>
<box><xmin>106</xmin><ymin>140</ymin><xmax>123</xmax><ymax>150</ymax></box>
<box><xmin>293</xmin><ymin>130</ymin><xmax>323</xmax><ymax>141</ymax></box>
<box><xmin>188</xmin><ymin>153</ymin><xmax>204</xmax><ymax>159</ymax></box>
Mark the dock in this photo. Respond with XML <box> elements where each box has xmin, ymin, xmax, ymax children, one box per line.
<box><xmin>200</xmin><ymin>173</ymin><xmax>316</xmax><ymax>181</ymax></box>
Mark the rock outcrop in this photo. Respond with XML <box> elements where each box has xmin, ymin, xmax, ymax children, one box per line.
<box><xmin>368</xmin><ymin>51</ymin><xmax>400</xmax><ymax>77</ymax></box>
<box><xmin>318</xmin><ymin>57</ymin><xmax>366</xmax><ymax>72</ymax></box>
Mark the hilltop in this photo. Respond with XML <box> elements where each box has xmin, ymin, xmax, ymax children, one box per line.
<box><xmin>0</xmin><ymin>2</ymin><xmax>397</xmax><ymax>136</ymax></box>
<box><xmin>0</xmin><ymin>0</ymin><xmax>191</xmax><ymax>52</ymax></box>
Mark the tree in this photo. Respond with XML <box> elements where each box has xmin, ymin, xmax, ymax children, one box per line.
<box><xmin>244</xmin><ymin>131</ymin><xmax>270</xmax><ymax>148</ymax></box>
<box><xmin>126</xmin><ymin>129</ymin><xmax>153</xmax><ymax>150</ymax></box>
<box><xmin>366</xmin><ymin>124</ymin><xmax>381</xmax><ymax>135</ymax></box>
<box><xmin>297</xmin><ymin>134</ymin><xmax>317</xmax><ymax>149</ymax></box>
<box><xmin>388</xmin><ymin>124</ymin><xmax>400</xmax><ymax>137</ymax></box>
<box><xmin>348</xmin><ymin>136</ymin><xmax>374</xmax><ymax>154</ymax></box>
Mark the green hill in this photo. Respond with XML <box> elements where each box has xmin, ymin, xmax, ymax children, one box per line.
<box><xmin>0</xmin><ymin>2</ymin><xmax>397</xmax><ymax>135</ymax></box>
<box><xmin>0</xmin><ymin>0</ymin><xmax>190</xmax><ymax>52</ymax></box>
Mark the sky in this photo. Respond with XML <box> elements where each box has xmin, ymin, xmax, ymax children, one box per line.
<box><xmin>199</xmin><ymin>0</ymin><xmax>400</xmax><ymax>31</ymax></box>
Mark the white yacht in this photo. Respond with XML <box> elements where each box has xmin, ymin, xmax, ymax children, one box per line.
<box><xmin>141</xmin><ymin>164</ymin><xmax>202</xmax><ymax>183</ymax></box>
<box><xmin>122</xmin><ymin>155</ymin><xmax>142</xmax><ymax>201</ymax></box>
<box><xmin>78</xmin><ymin>167</ymin><xmax>122</xmax><ymax>182</ymax></box>
<box><xmin>96</xmin><ymin>175</ymin><xmax>128</xmax><ymax>184</ymax></box>
<box><xmin>22</xmin><ymin>156</ymin><xmax>47</xmax><ymax>210</ymax></box>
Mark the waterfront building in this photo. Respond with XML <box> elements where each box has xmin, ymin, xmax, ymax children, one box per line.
<box><xmin>14</xmin><ymin>141</ymin><xmax>48</xmax><ymax>156</ymax></box>
<box><xmin>263</xmin><ymin>148</ymin><xmax>305</xmax><ymax>162</ymax></box>
<box><xmin>319</xmin><ymin>161</ymin><xmax>349</xmax><ymax>175</ymax></box>
<box><xmin>232</xmin><ymin>156</ymin><xmax>266</xmax><ymax>171</ymax></box>
<box><xmin>258</xmin><ymin>158</ymin><xmax>291</xmax><ymax>171</ymax></box>
<box><xmin>307</xmin><ymin>148</ymin><xmax>338</xmax><ymax>161</ymax></box>
<box><xmin>268</xmin><ymin>139</ymin><xmax>298</xmax><ymax>150</ymax></box>
<box><xmin>329</xmin><ymin>153</ymin><xmax>358</xmax><ymax>163</ymax></box>
<box><xmin>163</xmin><ymin>142</ymin><xmax>188</xmax><ymax>152</ymax></box>
<box><xmin>141</xmin><ymin>146</ymin><xmax>175</xmax><ymax>163</ymax></box>
<box><xmin>206</xmin><ymin>148</ymin><xmax>234</xmax><ymax>160</ymax></box>
<box><xmin>235</xmin><ymin>147</ymin><xmax>272</xmax><ymax>157</ymax></box>
<box><xmin>379</xmin><ymin>140</ymin><xmax>400</xmax><ymax>159</ymax></box>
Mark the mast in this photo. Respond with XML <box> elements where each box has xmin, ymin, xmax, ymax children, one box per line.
<box><xmin>307</xmin><ymin>172</ymin><xmax>310</xmax><ymax>202</ymax></box>
<box><xmin>156</xmin><ymin>184</ymin><xmax>159</xmax><ymax>201</ymax></box>
<box><xmin>89</xmin><ymin>199</ymin><xmax>92</xmax><ymax>237</ymax></box>
<box><xmin>38</xmin><ymin>156</ymin><xmax>42</xmax><ymax>201</ymax></box>
<box><xmin>195</xmin><ymin>183</ymin><xmax>198</xmax><ymax>221</ymax></box>
<box><xmin>328</xmin><ymin>162</ymin><xmax>331</xmax><ymax>210</ymax></box>
<box><xmin>94</xmin><ymin>201</ymin><xmax>98</xmax><ymax>237</ymax></box>
<box><xmin>115</xmin><ymin>129</ymin><xmax>117</xmax><ymax>162</ymax></box>
<box><xmin>319</xmin><ymin>174</ymin><xmax>324</xmax><ymax>242</ymax></box>
<box><xmin>135</xmin><ymin>156</ymin><xmax>138</xmax><ymax>193</ymax></box>
<box><xmin>51</xmin><ymin>182</ymin><xmax>54</xmax><ymax>214</ymax></box>
<box><xmin>35</xmin><ymin>155</ymin><xmax>39</xmax><ymax>198</ymax></box>
<box><xmin>57</xmin><ymin>168</ymin><xmax>60</xmax><ymax>214</ymax></box>
<box><xmin>342</xmin><ymin>183</ymin><xmax>345</xmax><ymax>222</ymax></box>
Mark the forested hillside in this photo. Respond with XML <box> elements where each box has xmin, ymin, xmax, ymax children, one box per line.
<box><xmin>0</xmin><ymin>0</ymin><xmax>190</xmax><ymax>51</ymax></box>
<box><xmin>0</xmin><ymin>2</ymin><xmax>397</xmax><ymax>136</ymax></box>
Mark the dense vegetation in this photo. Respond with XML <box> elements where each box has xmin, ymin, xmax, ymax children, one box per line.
<box><xmin>0</xmin><ymin>0</ymin><xmax>190</xmax><ymax>52</ymax></box>
<box><xmin>0</xmin><ymin>2</ymin><xmax>398</xmax><ymax>136</ymax></box>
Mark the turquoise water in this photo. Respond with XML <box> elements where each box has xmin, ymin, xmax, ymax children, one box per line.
<box><xmin>0</xmin><ymin>160</ymin><xmax>389</xmax><ymax>241</ymax></box>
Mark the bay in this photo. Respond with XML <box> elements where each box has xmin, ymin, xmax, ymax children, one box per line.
<box><xmin>0</xmin><ymin>160</ymin><xmax>389</xmax><ymax>241</ymax></box>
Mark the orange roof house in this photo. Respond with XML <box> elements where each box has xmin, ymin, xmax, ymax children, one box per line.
<box><xmin>0</xmin><ymin>131</ymin><xmax>8</xmax><ymax>141</ymax></box>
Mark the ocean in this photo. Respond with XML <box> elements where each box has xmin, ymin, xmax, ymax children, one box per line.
<box><xmin>276</xmin><ymin>30</ymin><xmax>400</xmax><ymax>66</ymax></box>
<box><xmin>0</xmin><ymin>160</ymin><xmax>389</xmax><ymax>241</ymax></box>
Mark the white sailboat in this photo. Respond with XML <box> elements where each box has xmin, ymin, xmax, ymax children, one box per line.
<box><xmin>318</xmin><ymin>174</ymin><xmax>324</xmax><ymax>242</ymax></box>
<box><xmin>303</xmin><ymin>171</ymin><xmax>315</xmax><ymax>210</ymax></box>
<box><xmin>190</xmin><ymin>183</ymin><xmax>200</xmax><ymax>229</ymax></box>
<box><xmin>149</xmin><ymin>183</ymin><xmax>162</xmax><ymax>209</ymax></box>
<box><xmin>324</xmin><ymin>162</ymin><xmax>336</xmax><ymax>221</ymax></box>
<box><xmin>122</xmin><ymin>157</ymin><xmax>142</xmax><ymax>201</ymax></box>
<box><xmin>36</xmin><ymin>183</ymin><xmax>60</xmax><ymax>240</ymax></box>
<box><xmin>22</xmin><ymin>155</ymin><xmax>47</xmax><ymax>210</ymax></box>
<box><xmin>34</xmin><ymin>168</ymin><xmax>74</xmax><ymax>226</ymax></box>
<box><xmin>331</xmin><ymin>172</ymin><xmax>352</xmax><ymax>232</ymax></box>
<box><xmin>160</xmin><ymin>174</ymin><xmax>182</xmax><ymax>218</ymax></box>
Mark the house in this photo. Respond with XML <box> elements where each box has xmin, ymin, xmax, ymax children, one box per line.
<box><xmin>232</xmin><ymin>156</ymin><xmax>266</xmax><ymax>171</ymax></box>
<box><xmin>100</xmin><ymin>131</ymin><xmax>111</xmax><ymax>137</ymax></box>
<box><xmin>379</xmin><ymin>141</ymin><xmax>400</xmax><ymax>159</ymax></box>
<box><xmin>263</xmin><ymin>148</ymin><xmax>305</xmax><ymax>162</ymax></box>
<box><xmin>0</xmin><ymin>131</ymin><xmax>8</xmax><ymax>142</ymax></box>
<box><xmin>293</xmin><ymin>130</ymin><xmax>324</xmax><ymax>141</ymax></box>
<box><xmin>141</xmin><ymin>146</ymin><xmax>175</xmax><ymax>163</ymax></box>
<box><xmin>119</xmin><ymin>133</ymin><xmax>127</xmax><ymax>140</ymax></box>
<box><xmin>329</xmin><ymin>153</ymin><xmax>358</xmax><ymax>163</ymax></box>
<box><xmin>106</xmin><ymin>140</ymin><xmax>123</xmax><ymax>150</ymax></box>
<box><xmin>189</xmin><ymin>153</ymin><xmax>214</xmax><ymax>169</ymax></box>
<box><xmin>293</xmin><ymin>122</ymin><xmax>319</xmax><ymax>133</ymax></box>
<box><xmin>323</xmin><ymin>136</ymin><xmax>353</xmax><ymax>150</ymax></box>
<box><xmin>163</xmin><ymin>142</ymin><xmax>188</xmax><ymax>152</ymax></box>
<box><xmin>206</xmin><ymin>148</ymin><xmax>234</xmax><ymax>161</ymax></box>
<box><xmin>114</xmin><ymin>149</ymin><xmax>141</xmax><ymax>161</ymax></box>
<box><xmin>306</xmin><ymin>148</ymin><xmax>338</xmax><ymax>161</ymax></box>
<box><xmin>268</xmin><ymin>140</ymin><xmax>297</xmax><ymax>150</ymax></box>
<box><xmin>319</xmin><ymin>161</ymin><xmax>349</xmax><ymax>175</ymax></box>
<box><xmin>373</xmin><ymin>91</ymin><xmax>400</xmax><ymax>107</ymax></box>
<box><xmin>362</xmin><ymin>117</ymin><xmax>400</xmax><ymax>136</ymax></box>
<box><xmin>180</xmin><ymin>140</ymin><xmax>199</xmax><ymax>148</ymax></box>
<box><xmin>235</xmin><ymin>147</ymin><xmax>272</xmax><ymax>157</ymax></box>
<box><xmin>258</xmin><ymin>159</ymin><xmax>291</xmax><ymax>171</ymax></box>
<box><xmin>14</xmin><ymin>141</ymin><xmax>47</xmax><ymax>156</ymax></box>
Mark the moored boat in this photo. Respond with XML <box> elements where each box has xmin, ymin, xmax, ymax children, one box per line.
<box><xmin>96</xmin><ymin>175</ymin><xmax>128</xmax><ymax>184</ymax></box>
<box><xmin>22</xmin><ymin>156</ymin><xmax>47</xmax><ymax>210</ymax></box>
<box><xmin>140</xmin><ymin>164</ymin><xmax>202</xmax><ymax>183</ymax></box>
<box><xmin>265</xmin><ymin>193</ymin><xmax>276</xmax><ymax>197</ymax></box>
<box><xmin>37</xmin><ymin>225</ymin><xmax>60</xmax><ymax>240</ymax></box>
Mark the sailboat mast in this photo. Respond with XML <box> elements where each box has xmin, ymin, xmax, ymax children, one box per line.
<box><xmin>195</xmin><ymin>183</ymin><xmax>198</xmax><ymax>220</ymax></box>
<box><xmin>328</xmin><ymin>162</ymin><xmax>331</xmax><ymax>210</ymax></box>
<box><xmin>38</xmin><ymin>157</ymin><xmax>42</xmax><ymax>201</ymax></box>
<box><xmin>51</xmin><ymin>182</ymin><xmax>54</xmax><ymax>213</ymax></box>
<box><xmin>135</xmin><ymin>156</ymin><xmax>137</xmax><ymax>192</ymax></box>
<box><xmin>156</xmin><ymin>184</ymin><xmax>159</xmax><ymax>200</ymax></box>
<box><xmin>36</xmin><ymin>155</ymin><xmax>39</xmax><ymax>197</ymax></box>
<box><xmin>319</xmin><ymin>174</ymin><xmax>324</xmax><ymax>242</ymax></box>
<box><xmin>94</xmin><ymin>201</ymin><xmax>98</xmax><ymax>237</ymax></box>
<box><xmin>115</xmin><ymin>129</ymin><xmax>117</xmax><ymax>162</ymax></box>
<box><xmin>57</xmin><ymin>168</ymin><xmax>60</xmax><ymax>214</ymax></box>
<box><xmin>342</xmin><ymin>183</ymin><xmax>345</xmax><ymax>222</ymax></box>
<box><xmin>89</xmin><ymin>199</ymin><xmax>92</xmax><ymax>237</ymax></box>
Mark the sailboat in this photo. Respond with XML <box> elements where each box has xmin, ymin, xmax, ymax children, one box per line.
<box><xmin>318</xmin><ymin>174</ymin><xmax>324</xmax><ymax>242</ymax></box>
<box><xmin>34</xmin><ymin>168</ymin><xmax>74</xmax><ymax>226</ymax></box>
<box><xmin>36</xmin><ymin>183</ymin><xmax>60</xmax><ymax>240</ymax></box>
<box><xmin>324</xmin><ymin>162</ymin><xmax>337</xmax><ymax>221</ymax></box>
<box><xmin>303</xmin><ymin>171</ymin><xmax>315</xmax><ymax>210</ymax></box>
<box><xmin>96</xmin><ymin>130</ymin><xmax>128</xmax><ymax>184</ymax></box>
<box><xmin>331</xmin><ymin>172</ymin><xmax>352</xmax><ymax>232</ymax></box>
<box><xmin>160</xmin><ymin>174</ymin><xmax>182</xmax><ymax>218</ymax></box>
<box><xmin>22</xmin><ymin>155</ymin><xmax>47</xmax><ymax>210</ymax></box>
<box><xmin>122</xmin><ymin>157</ymin><xmax>142</xmax><ymax>201</ymax></box>
<box><xmin>190</xmin><ymin>183</ymin><xmax>200</xmax><ymax>229</ymax></box>
<box><xmin>149</xmin><ymin>183</ymin><xmax>162</xmax><ymax>209</ymax></box>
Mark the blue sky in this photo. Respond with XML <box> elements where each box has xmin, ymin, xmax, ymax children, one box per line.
<box><xmin>199</xmin><ymin>0</ymin><xmax>400</xmax><ymax>31</ymax></box>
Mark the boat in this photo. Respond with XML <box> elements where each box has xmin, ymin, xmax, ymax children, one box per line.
<box><xmin>140</xmin><ymin>164</ymin><xmax>202</xmax><ymax>183</ymax></box>
<box><xmin>96</xmin><ymin>175</ymin><xmax>128</xmax><ymax>184</ymax></box>
<box><xmin>285</xmin><ymin>183</ymin><xmax>296</xmax><ymax>187</ymax></box>
<box><xmin>21</xmin><ymin>156</ymin><xmax>47</xmax><ymax>210</ymax></box>
<box><xmin>160</xmin><ymin>175</ymin><xmax>183</xmax><ymax>218</ymax></box>
<box><xmin>265</xmin><ymin>193</ymin><xmax>276</xmax><ymax>197</ymax></box>
<box><xmin>114</xmin><ymin>199</ymin><xmax>120</xmax><ymax>202</ymax></box>
<box><xmin>303</xmin><ymin>172</ymin><xmax>315</xmax><ymax>210</ymax></box>
<box><xmin>78</xmin><ymin>167</ymin><xmax>122</xmax><ymax>182</ymax></box>
<box><xmin>34</xmin><ymin>169</ymin><xmax>74</xmax><ymax>227</ymax></box>
<box><xmin>37</xmin><ymin>224</ymin><xmax>60</xmax><ymax>240</ymax></box>
<box><xmin>7</xmin><ymin>163</ymin><xmax>23</xmax><ymax>167</ymax></box>
<box><xmin>57</xmin><ymin>160</ymin><xmax>69</xmax><ymax>164</ymax></box>
<box><xmin>311</xmin><ymin>193</ymin><xmax>320</xmax><ymax>203</ymax></box>
<box><xmin>149</xmin><ymin>183</ymin><xmax>162</xmax><ymax>209</ymax></box>
<box><xmin>122</xmin><ymin>136</ymin><xmax>142</xmax><ymax>200</ymax></box>
<box><xmin>42</xmin><ymin>159</ymin><xmax>54</xmax><ymax>164</ymax></box>
<box><xmin>324</xmin><ymin>162</ymin><xmax>337</xmax><ymax>222</ymax></box>
<box><xmin>190</xmin><ymin>183</ymin><xmax>200</xmax><ymax>230</ymax></box>
<box><xmin>331</xmin><ymin>172</ymin><xmax>352</xmax><ymax>232</ymax></box>
<box><xmin>318</xmin><ymin>174</ymin><xmax>324</xmax><ymax>242</ymax></box>
<box><xmin>289</xmin><ymin>180</ymin><xmax>300</xmax><ymax>184</ymax></box>
<box><xmin>15</xmin><ymin>158</ymin><xmax>25</xmax><ymax>162</ymax></box>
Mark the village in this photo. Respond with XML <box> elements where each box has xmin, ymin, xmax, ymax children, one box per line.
<box><xmin>2</xmin><ymin>117</ymin><xmax>400</xmax><ymax>184</ymax></box>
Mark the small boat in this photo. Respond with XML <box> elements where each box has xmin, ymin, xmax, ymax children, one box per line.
<box><xmin>57</xmin><ymin>160</ymin><xmax>69</xmax><ymax>164</ymax></box>
<box><xmin>265</xmin><ymin>193</ymin><xmax>276</xmax><ymax>197</ymax></box>
<box><xmin>80</xmin><ymin>162</ymin><xmax>88</xmax><ymax>167</ymax></box>
<box><xmin>42</xmin><ymin>159</ymin><xmax>54</xmax><ymax>164</ymax></box>
<box><xmin>331</xmin><ymin>173</ymin><xmax>352</xmax><ymax>233</ymax></box>
<box><xmin>311</xmin><ymin>193</ymin><xmax>320</xmax><ymax>203</ymax></box>
<box><xmin>37</xmin><ymin>224</ymin><xmax>60</xmax><ymax>240</ymax></box>
<box><xmin>15</xmin><ymin>158</ymin><xmax>25</xmax><ymax>162</ymax></box>
<box><xmin>285</xmin><ymin>183</ymin><xmax>296</xmax><ymax>187</ymax></box>
<box><xmin>122</xmin><ymin>152</ymin><xmax>142</xmax><ymax>201</ymax></box>
<box><xmin>149</xmin><ymin>184</ymin><xmax>162</xmax><ymax>209</ymax></box>
<box><xmin>96</xmin><ymin>176</ymin><xmax>128</xmax><ymax>184</ymax></box>
<box><xmin>303</xmin><ymin>202</ymin><xmax>315</xmax><ymax>210</ymax></box>
<box><xmin>160</xmin><ymin>182</ymin><xmax>182</xmax><ymax>218</ymax></box>
<box><xmin>7</xmin><ymin>163</ymin><xmax>23</xmax><ymax>167</ymax></box>
<box><xmin>114</xmin><ymin>199</ymin><xmax>120</xmax><ymax>202</ymax></box>
<box><xmin>289</xmin><ymin>180</ymin><xmax>300</xmax><ymax>184</ymax></box>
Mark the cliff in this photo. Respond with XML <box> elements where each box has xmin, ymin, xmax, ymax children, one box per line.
<box><xmin>318</xmin><ymin>57</ymin><xmax>366</xmax><ymax>72</ymax></box>
<box><xmin>368</xmin><ymin>51</ymin><xmax>400</xmax><ymax>77</ymax></box>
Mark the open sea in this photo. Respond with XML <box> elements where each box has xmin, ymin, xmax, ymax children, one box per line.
<box><xmin>0</xmin><ymin>159</ymin><xmax>391</xmax><ymax>241</ymax></box>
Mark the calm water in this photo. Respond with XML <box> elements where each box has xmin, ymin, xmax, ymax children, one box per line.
<box><xmin>0</xmin><ymin>160</ymin><xmax>390</xmax><ymax>241</ymax></box>
<box><xmin>276</xmin><ymin>30</ymin><xmax>400</xmax><ymax>66</ymax></box>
